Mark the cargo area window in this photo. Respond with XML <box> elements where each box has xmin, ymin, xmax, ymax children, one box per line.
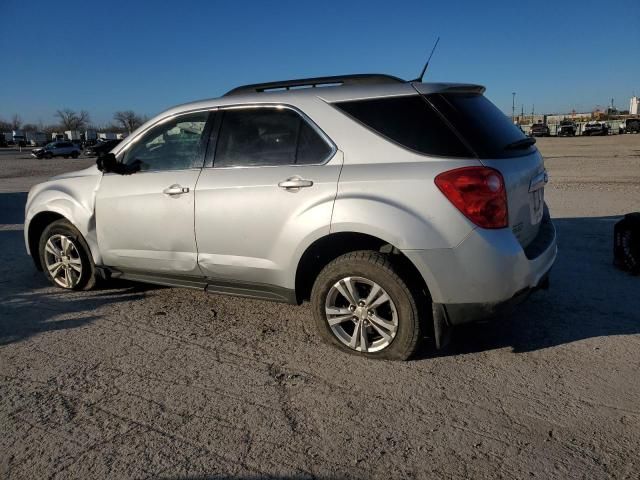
<box><xmin>332</xmin><ymin>95</ymin><xmax>472</xmax><ymax>158</ymax></box>
<box><xmin>427</xmin><ymin>93</ymin><xmax>533</xmax><ymax>158</ymax></box>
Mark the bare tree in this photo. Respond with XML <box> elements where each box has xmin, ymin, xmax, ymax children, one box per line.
<box><xmin>55</xmin><ymin>109</ymin><xmax>91</xmax><ymax>131</ymax></box>
<box><xmin>0</xmin><ymin>119</ymin><xmax>11</xmax><ymax>131</ymax></box>
<box><xmin>11</xmin><ymin>113</ymin><xmax>22</xmax><ymax>129</ymax></box>
<box><xmin>113</xmin><ymin>110</ymin><xmax>144</xmax><ymax>133</ymax></box>
<box><xmin>22</xmin><ymin>123</ymin><xmax>39</xmax><ymax>132</ymax></box>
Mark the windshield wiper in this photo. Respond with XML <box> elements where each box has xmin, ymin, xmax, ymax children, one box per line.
<box><xmin>505</xmin><ymin>137</ymin><xmax>536</xmax><ymax>150</ymax></box>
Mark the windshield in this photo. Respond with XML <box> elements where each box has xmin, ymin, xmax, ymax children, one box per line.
<box><xmin>45</xmin><ymin>142</ymin><xmax>56</xmax><ymax>148</ymax></box>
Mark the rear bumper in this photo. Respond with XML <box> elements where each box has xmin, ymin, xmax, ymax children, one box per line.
<box><xmin>403</xmin><ymin>210</ymin><xmax>557</xmax><ymax>324</ymax></box>
<box><xmin>435</xmin><ymin>271</ymin><xmax>550</xmax><ymax>326</ymax></box>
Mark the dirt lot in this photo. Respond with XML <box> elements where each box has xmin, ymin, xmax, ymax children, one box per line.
<box><xmin>1</xmin><ymin>136</ymin><xmax>639</xmax><ymax>479</ymax></box>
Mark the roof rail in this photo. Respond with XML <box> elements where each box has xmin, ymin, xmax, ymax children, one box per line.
<box><xmin>223</xmin><ymin>73</ymin><xmax>405</xmax><ymax>97</ymax></box>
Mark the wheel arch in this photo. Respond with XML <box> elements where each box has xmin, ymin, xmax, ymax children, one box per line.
<box><xmin>27</xmin><ymin>211</ymin><xmax>67</xmax><ymax>270</ymax></box>
<box><xmin>294</xmin><ymin>231</ymin><xmax>431</xmax><ymax>305</ymax></box>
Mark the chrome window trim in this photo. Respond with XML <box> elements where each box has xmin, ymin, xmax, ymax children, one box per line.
<box><xmin>209</xmin><ymin>103</ymin><xmax>337</xmax><ymax>169</ymax></box>
<box><xmin>113</xmin><ymin>107</ymin><xmax>217</xmax><ymax>158</ymax></box>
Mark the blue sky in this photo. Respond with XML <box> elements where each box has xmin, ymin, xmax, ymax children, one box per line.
<box><xmin>2</xmin><ymin>0</ymin><xmax>638</xmax><ymax>125</ymax></box>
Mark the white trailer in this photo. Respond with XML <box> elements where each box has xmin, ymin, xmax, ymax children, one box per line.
<box><xmin>65</xmin><ymin>130</ymin><xmax>81</xmax><ymax>141</ymax></box>
<box><xmin>26</xmin><ymin>131</ymin><xmax>48</xmax><ymax>146</ymax></box>
<box><xmin>98</xmin><ymin>132</ymin><xmax>117</xmax><ymax>140</ymax></box>
<box><xmin>12</xmin><ymin>130</ymin><xmax>26</xmax><ymax>144</ymax></box>
<box><xmin>85</xmin><ymin>129</ymin><xmax>97</xmax><ymax>141</ymax></box>
<box><xmin>52</xmin><ymin>132</ymin><xmax>65</xmax><ymax>141</ymax></box>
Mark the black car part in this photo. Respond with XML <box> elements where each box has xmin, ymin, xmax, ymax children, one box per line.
<box><xmin>614</xmin><ymin>213</ymin><xmax>640</xmax><ymax>275</ymax></box>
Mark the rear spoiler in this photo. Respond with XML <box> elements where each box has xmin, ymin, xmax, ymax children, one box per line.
<box><xmin>412</xmin><ymin>82</ymin><xmax>486</xmax><ymax>95</ymax></box>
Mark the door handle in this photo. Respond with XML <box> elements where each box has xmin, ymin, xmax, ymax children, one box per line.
<box><xmin>163</xmin><ymin>184</ymin><xmax>189</xmax><ymax>195</ymax></box>
<box><xmin>278</xmin><ymin>177</ymin><xmax>314</xmax><ymax>189</ymax></box>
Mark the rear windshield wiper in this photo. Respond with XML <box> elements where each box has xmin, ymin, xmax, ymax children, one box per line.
<box><xmin>504</xmin><ymin>137</ymin><xmax>536</xmax><ymax>150</ymax></box>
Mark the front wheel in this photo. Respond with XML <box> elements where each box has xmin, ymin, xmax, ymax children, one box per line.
<box><xmin>44</xmin><ymin>152</ymin><xmax>53</xmax><ymax>159</ymax></box>
<box><xmin>39</xmin><ymin>219</ymin><xmax>96</xmax><ymax>290</ymax></box>
<box><xmin>311</xmin><ymin>251</ymin><xmax>424</xmax><ymax>360</ymax></box>
<box><xmin>71</xmin><ymin>151</ymin><xmax>79</xmax><ymax>158</ymax></box>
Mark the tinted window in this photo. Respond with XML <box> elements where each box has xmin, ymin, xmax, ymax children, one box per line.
<box><xmin>124</xmin><ymin>112</ymin><xmax>208</xmax><ymax>171</ymax></box>
<box><xmin>427</xmin><ymin>93</ymin><xmax>532</xmax><ymax>158</ymax></box>
<box><xmin>214</xmin><ymin>108</ymin><xmax>332</xmax><ymax>168</ymax></box>
<box><xmin>333</xmin><ymin>95</ymin><xmax>472</xmax><ymax>157</ymax></box>
<box><xmin>297</xmin><ymin>120</ymin><xmax>333</xmax><ymax>165</ymax></box>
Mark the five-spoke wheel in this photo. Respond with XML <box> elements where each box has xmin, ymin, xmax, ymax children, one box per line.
<box><xmin>38</xmin><ymin>219</ymin><xmax>96</xmax><ymax>290</ymax></box>
<box><xmin>312</xmin><ymin>250</ymin><xmax>423</xmax><ymax>360</ymax></box>
<box><xmin>43</xmin><ymin>234</ymin><xmax>83</xmax><ymax>288</ymax></box>
<box><xmin>325</xmin><ymin>276</ymin><xmax>398</xmax><ymax>353</ymax></box>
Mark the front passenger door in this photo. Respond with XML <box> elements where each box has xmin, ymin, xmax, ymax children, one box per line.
<box><xmin>96</xmin><ymin>111</ymin><xmax>212</xmax><ymax>275</ymax></box>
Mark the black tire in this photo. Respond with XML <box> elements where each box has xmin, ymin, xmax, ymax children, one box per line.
<box><xmin>38</xmin><ymin>219</ymin><xmax>97</xmax><ymax>291</ymax></box>
<box><xmin>44</xmin><ymin>152</ymin><xmax>53</xmax><ymax>159</ymax></box>
<box><xmin>63</xmin><ymin>155</ymin><xmax>69</xmax><ymax>159</ymax></box>
<box><xmin>71</xmin><ymin>151</ymin><xmax>79</xmax><ymax>159</ymax></box>
<box><xmin>310</xmin><ymin>251</ymin><xmax>424</xmax><ymax>360</ymax></box>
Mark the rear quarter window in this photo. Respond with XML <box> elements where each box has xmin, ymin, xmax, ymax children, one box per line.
<box><xmin>332</xmin><ymin>95</ymin><xmax>473</xmax><ymax>158</ymax></box>
<box><xmin>426</xmin><ymin>93</ymin><xmax>533</xmax><ymax>158</ymax></box>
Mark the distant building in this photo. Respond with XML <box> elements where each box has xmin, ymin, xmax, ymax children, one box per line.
<box><xmin>630</xmin><ymin>97</ymin><xmax>640</xmax><ymax>115</ymax></box>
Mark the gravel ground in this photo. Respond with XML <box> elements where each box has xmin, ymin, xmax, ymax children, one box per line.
<box><xmin>1</xmin><ymin>136</ymin><xmax>639</xmax><ymax>479</ymax></box>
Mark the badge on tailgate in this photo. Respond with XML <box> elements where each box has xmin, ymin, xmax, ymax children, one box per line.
<box><xmin>529</xmin><ymin>170</ymin><xmax>548</xmax><ymax>224</ymax></box>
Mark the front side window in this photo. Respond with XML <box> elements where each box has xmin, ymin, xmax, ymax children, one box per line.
<box><xmin>123</xmin><ymin>111</ymin><xmax>209</xmax><ymax>171</ymax></box>
<box><xmin>214</xmin><ymin>107</ymin><xmax>333</xmax><ymax>168</ymax></box>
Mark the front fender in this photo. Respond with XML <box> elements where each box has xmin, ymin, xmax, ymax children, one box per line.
<box><xmin>25</xmin><ymin>174</ymin><xmax>102</xmax><ymax>265</ymax></box>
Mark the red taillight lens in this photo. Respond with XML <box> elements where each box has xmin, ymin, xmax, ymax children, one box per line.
<box><xmin>435</xmin><ymin>167</ymin><xmax>508</xmax><ymax>229</ymax></box>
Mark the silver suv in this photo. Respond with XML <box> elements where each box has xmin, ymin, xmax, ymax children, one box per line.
<box><xmin>31</xmin><ymin>141</ymin><xmax>82</xmax><ymax>159</ymax></box>
<box><xmin>24</xmin><ymin>74</ymin><xmax>556</xmax><ymax>360</ymax></box>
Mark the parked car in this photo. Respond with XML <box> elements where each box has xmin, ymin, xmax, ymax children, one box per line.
<box><xmin>624</xmin><ymin>118</ymin><xmax>640</xmax><ymax>134</ymax></box>
<box><xmin>557</xmin><ymin>120</ymin><xmax>577</xmax><ymax>136</ymax></box>
<box><xmin>84</xmin><ymin>139</ymin><xmax>121</xmax><ymax>157</ymax></box>
<box><xmin>24</xmin><ymin>73</ymin><xmax>556</xmax><ymax>360</ymax></box>
<box><xmin>582</xmin><ymin>121</ymin><xmax>609</xmax><ymax>136</ymax></box>
<box><xmin>31</xmin><ymin>141</ymin><xmax>81</xmax><ymax>159</ymax></box>
<box><xmin>530</xmin><ymin>122</ymin><xmax>550</xmax><ymax>137</ymax></box>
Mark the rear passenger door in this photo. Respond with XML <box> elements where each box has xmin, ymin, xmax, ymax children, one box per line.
<box><xmin>195</xmin><ymin>105</ymin><xmax>341</xmax><ymax>291</ymax></box>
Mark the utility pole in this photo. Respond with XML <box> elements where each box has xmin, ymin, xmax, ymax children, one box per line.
<box><xmin>512</xmin><ymin>92</ymin><xmax>516</xmax><ymax>123</ymax></box>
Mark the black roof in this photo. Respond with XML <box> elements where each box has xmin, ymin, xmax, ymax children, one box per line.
<box><xmin>224</xmin><ymin>74</ymin><xmax>405</xmax><ymax>97</ymax></box>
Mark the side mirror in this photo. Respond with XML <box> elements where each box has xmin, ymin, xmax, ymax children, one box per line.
<box><xmin>97</xmin><ymin>153</ymin><xmax>141</xmax><ymax>175</ymax></box>
<box><xmin>96</xmin><ymin>153</ymin><xmax>118</xmax><ymax>173</ymax></box>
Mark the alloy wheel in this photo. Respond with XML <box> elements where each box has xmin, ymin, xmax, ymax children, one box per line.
<box><xmin>43</xmin><ymin>234</ymin><xmax>83</xmax><ymax>288</ymax></box>
<box><xmin>324</xmin><ymin>276</ymin><xmax>398</xmax><ymax>353</ymax></box>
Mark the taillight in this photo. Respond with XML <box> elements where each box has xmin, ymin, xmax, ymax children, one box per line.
<box><xmin>435</xmin><ymin>167</ymin><xmax>508</xmax><ymax>229</ymax></box>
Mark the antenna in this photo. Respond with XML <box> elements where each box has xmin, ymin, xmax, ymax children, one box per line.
<box><xmin>412</xmin><ymin>37</ymin><xmax>440</xmax><ymax>83</ymax></box>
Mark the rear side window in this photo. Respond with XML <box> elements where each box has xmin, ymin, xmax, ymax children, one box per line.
<box><xmin>427</xmin><ymin>93</ymin><xmax>532</xmax><ymax>158</ymax></box>
<box><xmin>214</xmin><ymin>107</ymin><xmax>333</xmax><ymax>168</ymax></box>
<box><xmin>333</xmin><ymin>95</ymin><xmax>472</xmax><ymax>157</ymax></box>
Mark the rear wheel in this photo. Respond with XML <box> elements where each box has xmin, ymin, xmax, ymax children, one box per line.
<box><xmin>71</xmin><ymin>151</ymin><xmax>79</xmax><ymax>158</ymax></box>
<box><xmin>39</xmin><ymin>219</ymin><xmax>96</xmax><ymax>290</ymax></box>
<box><xmin>311</xmin><ymin>251</ymin><xmax>423</xmax><ymax>360</ymax></box>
